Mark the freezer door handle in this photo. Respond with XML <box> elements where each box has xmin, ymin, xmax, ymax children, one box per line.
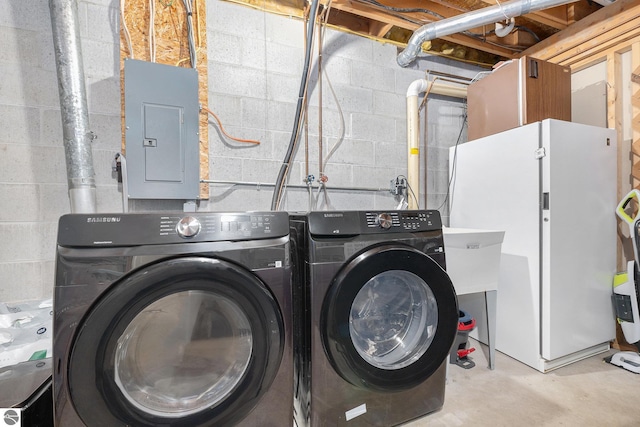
<box><xmin>542</xmin><ymin>192</ymin><xmax>549</xmax><ymax>210</ymax></box>
<box><xmin>529</xmin><ymin>59</ymin><xmax>539</xmax><ymax>79</ymax></box>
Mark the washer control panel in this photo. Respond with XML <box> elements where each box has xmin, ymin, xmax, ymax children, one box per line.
<box><xmin>365</xmin><ymin>211</ymin><xmax>436</xmax><ymax>231</ymax></box>
<box><xmin>57</xmin><ymin>212</ymin><xmax>289</xmax><ymax>247</ymax></box>
<box><xmin>158</xmin><ymin>213</ymin><xmax>277</xmax><ymax>239</ymax></box>
<box><xmin>307</xmin><ymin>210</ymin><xmax>442</xmax><ymax>236</ymax></box>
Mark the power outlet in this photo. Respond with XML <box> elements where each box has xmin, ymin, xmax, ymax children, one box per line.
<box><xmin>390</xmin><ymin>178</ymin><xmax>406</xmax><ymax>196</ymax></box>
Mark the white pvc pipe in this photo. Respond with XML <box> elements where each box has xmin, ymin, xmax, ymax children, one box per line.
<box><xmin>406</xmin><ymin>79</ymin><xmax>467</xmax><ymax>210</ymax></box>
<box><xmin>406</xmin><ymin>80</ymin><xmax>429</xmax><ymax>209</ymax></box>
<box><xmin>430</xmin><ymin>81</ymin><xmax>468</xmax><ymax>98</ymax></box>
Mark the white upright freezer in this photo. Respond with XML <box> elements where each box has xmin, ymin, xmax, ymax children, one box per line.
<box><xmin>449</xmin><ymin>119</ymin><xmax>617</xmax><ymax>372</ymax></box>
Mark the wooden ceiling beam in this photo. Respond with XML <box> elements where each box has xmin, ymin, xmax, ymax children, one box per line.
<box><xmin>440</xmin><ymin>31</ymin><xmax>517</xmax><ymax>57</ymax></box>
<box><xmin>326</xmin><ymin>8</ymin><xmax>394</xmax><ymax>37</ymax></box>
<box><xmin>330</xmin><ymin>0</ymin><xmax>450</xmax><ymax>24</ymax></box>
<box><xmin>521</xmin><ymin>0</ymin><xmax>640</xmax><ymax>61</ymax></box>
<box><xmin>526</xmin><ymin>7</ymin><xmax>568</xmax><ymax>30</ymax></box>
<box><xmin>470</xmin><ymin>0</ymin><xmax>567</xmax><ymax>29</ymax></box>
<box><xmin>327</xmin><ymin>8</ymin><xmax>373</xmax><ymax>34</ymax></box>
<box><xmin>369</xmin><ymin>21</ymin><xmax>394</xmax><ymax>38</ymax></box>
<box><xmin>563</xmin><ymin>35</ymin><xmax>640</xmax><ymax>71</ymax></box>
<box><xmin>552</xmin><ymin>16</ymin><xmax>640</xmax><ymax>67</ymax></box>
<box><xmin>476</xmin><ymin>0</ymin><xmax>599</xmax><ymax>30</ymax></box>
<box><xmin>336</xmin><ymin>0</ymin><xmax>470</xmax><ymax>17</ymax></box>
<box><xmin>224</xmin><ymin>0</ymin><xmax>609</xmax><ymax>66</ymax></box>
<box><xmin>327</xmin><ymin>4</ymin><xmax>429</xmax><ymax>32</ymax></box>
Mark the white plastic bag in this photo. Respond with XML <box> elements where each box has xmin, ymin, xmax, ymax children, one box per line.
<box><xmin>0</xmin><ymin>299</ymin><xmax>52</xmax><ymax>368</ymax></box>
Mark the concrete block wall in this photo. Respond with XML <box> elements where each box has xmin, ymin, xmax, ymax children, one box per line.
<box><xmin>0</xmin><ymin>0</ymin><xmax>122</xmax><ymax>303</ymax></box>
<box><xmin>203</xmin><ymin>1</ymin><xmax>481</xmax><ymax>213</ymax></box>
<box><xmin>0</xmin><ymin>0</ymin><xmax>482</xmax><ymax>302</ymax></box>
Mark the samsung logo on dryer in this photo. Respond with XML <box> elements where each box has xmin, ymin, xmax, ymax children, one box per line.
<box><xmin>323</xmin><ymin>213</ymin><xmax>343</xmax><ymax>218</ymax></box>
<box><xmin>86</xmin><ymin>216</ymin><xmax>121</xmax><ymax>223</ymax></box>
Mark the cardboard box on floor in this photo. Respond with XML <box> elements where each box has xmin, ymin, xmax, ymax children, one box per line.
<box><xmin>613</xmin><ymin>323</ymin><xmax>638</xmax><ymax>352</ymax></box>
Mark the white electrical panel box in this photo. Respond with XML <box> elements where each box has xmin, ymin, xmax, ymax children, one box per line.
<box><xmin>124</xmin><ymin>59</ymin><xmax>200</xmax><ymax>199</ymax></box>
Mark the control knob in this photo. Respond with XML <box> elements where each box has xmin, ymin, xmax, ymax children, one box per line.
<box><xmin>176</xmin><ymin>216</ymin><xmax>201</xmax><ymax>238</ymax></box>
<box><xmin>376</xmin><ymin>213</ymin><xmax>393</xmax><ymax>229</ymax></box>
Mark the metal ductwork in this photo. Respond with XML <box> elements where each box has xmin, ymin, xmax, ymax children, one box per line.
<box><xmin>397</xmin><ymin>0</ymin><xmax>580</xmax><ymax>67</ymax></box>
<box><xmin>49</xmin><ymin>0</ymin><xmax>97</xmax><ymax>213</ymax></box>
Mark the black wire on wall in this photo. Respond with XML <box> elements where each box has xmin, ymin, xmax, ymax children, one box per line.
<box><xmin>270</xmin><ymin>0</ymin><xmax>321</xmax><ymax>211</ymax></box>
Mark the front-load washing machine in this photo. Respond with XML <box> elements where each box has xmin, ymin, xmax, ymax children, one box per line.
<box><xmin>53</xmin><ymin>211</ymin><xmax>292</xmax><ymax>426</ymax></box>
<box><xmin>290</xmin><ymin>210</ymin><xmax>458</xmax><ymax>426</ymax></box>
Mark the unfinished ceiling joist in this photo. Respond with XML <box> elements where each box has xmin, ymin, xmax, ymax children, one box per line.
<box><xmin>226</xmin><ymin>0</ymin><xmax>604</xmax><ymax>67</ymax></box>
<box><xmin>521</xmin><ymin>0</ymin><xmax>640</xmax><ymax>64</ymax></box>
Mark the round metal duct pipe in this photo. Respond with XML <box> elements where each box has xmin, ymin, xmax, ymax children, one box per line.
<box><xmin>397</xmin><ymin>0</ymin><xmax>580</xmax><ymax>67</ymax></box>
<box><xmin>49</xmin><ymin>0</ymin><xmax>96</xmax><ymax>213</ymax></box>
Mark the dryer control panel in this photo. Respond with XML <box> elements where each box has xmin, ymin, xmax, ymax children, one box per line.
<box><xmin>308</xmin><ymin>210</ymin><xmax>442</xmax><ymax>236</ymax></box>
<box><xmin>57</xmin><ymin>212</ymin><xmax>289</xmax><ymax>247</ymax></box>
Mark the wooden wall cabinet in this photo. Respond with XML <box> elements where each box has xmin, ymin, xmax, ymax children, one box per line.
<box><xmin>467</xmin><ymin>56</ymin><xmax>571</xmax><ymax>141</ymax></box>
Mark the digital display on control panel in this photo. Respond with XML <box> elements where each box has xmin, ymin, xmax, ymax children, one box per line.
<box><xmin>400</xmin><ymin>211</ymin><xmax>433</xmax><ymax>230</ymax></box>
<box><xmin>400</xmin><ymin>212</ymin><xmax>429</xmax><ymax>221</ymax></box>
<box><xmin>220</xmin><ymin>215</ymin><xmax>251</xmax><ymax>223</ymax></box>
<box><xmin>220</xmin><ymin>214</ymin><xmax>272</xmax><ymax>233</ymax></box>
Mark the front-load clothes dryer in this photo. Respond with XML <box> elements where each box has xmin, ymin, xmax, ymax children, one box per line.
<box><xmin>53</xmin><ymin>212</ymin><xmax>293</xmax><ymax>427</ymax></box>
<box><xmin>290</xmin><ymin>210</ymin><xmax>458</xmax><ymax>426</ymax></box>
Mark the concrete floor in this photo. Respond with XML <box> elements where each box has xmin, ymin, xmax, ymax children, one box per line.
<box><xmin>405</xmin><ymin>340</ymin><xmax>639</xmax><ymax>426</ymax></box>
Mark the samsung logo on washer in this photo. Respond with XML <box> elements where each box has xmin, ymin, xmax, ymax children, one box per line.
<box><xmin>323</xmin><ymin>213</ymin><xmax>343</xmax><ymax>218</ymax></box>
<box><xmin>86</xmin><ymin>217</ymin><xmax>121</xmax><ymax>223</ymax></box>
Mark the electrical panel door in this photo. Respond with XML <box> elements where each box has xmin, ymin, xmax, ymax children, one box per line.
<box><xmin>124</xmin><ymin>59</ymin><xmax>200</xmax><ymax>200</ymax></box>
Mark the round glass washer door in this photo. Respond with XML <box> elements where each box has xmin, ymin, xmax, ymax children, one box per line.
<box><xmin>114</xmin><ymin>290</ymin><xmax>253</xmax><ymax>417</ymax></box>
<box><xmin>350</xmin><ymin>270</ymin><xmax>438</xmax><ymax>370</ymax></box>
<box><xmin>322</xmin><ymin>244</ymin><xmax>458</xmax><ymax>392</ymax></box>
<box><xmin>68</xmin><ymin>256</ymin><xmax>284</xmax><ymax>427</ymax></box>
